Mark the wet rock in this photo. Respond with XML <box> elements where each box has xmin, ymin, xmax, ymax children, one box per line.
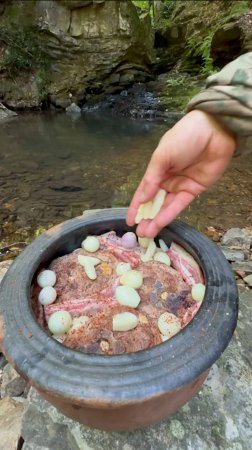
<box><xmin>232</xmin><ymin>261</ymin><xmax>252</xmax><ymax>276</ymax></box>
<box><xmin>0</xmin><ymin>397</ymin><xmax>25</xmax><ymax>450</ymax></box>
<box><xmin>1</xmin><ymin>364</ymin><xmax>27</xmax><ymax>398</ymax></box>
<box><xmin>66</xmin><ymin>103</ymin><xmax>81</xmax><ymax>114</ymax></box>
<box><xmin>221</xmin><ymin>228</ymin><xmax>251</xmax><ymax>251</ymax></box>
<box><xmin>236</xmin><ymin>279</ymin><xmax>247</xmax><ymax>293</ymax></box>
<box><xmin>21</xmin><ymin>389</ymin><xmax>78</xmax><ymax>450</ymax></box>
<box><xmin>0</xmin><ymin>260</ymin><xmax>13</xmax><ymax>283</ymax></box>
<box><xmin>58</xmin><ymin>0</ymin><xmax>105</xmax><ymax>9</ymax></box>
<box><xmin>242</xmin><ymin>226</ymin><xmax>252</xmax><ymax>245</ymax></box>
<box><xmin>243</xmin><ymin>274</ymin><xmax>252</xmax><ymax>287</ymax></box>
<box><xmin>0</xmin><ymin>355</ymin><xmax>7</xmax><ymax>369</ymax></box>
<box><xmin>220</xmin><ymin>247</ymin><xmax>246</xmax><ymax>262</ymax></box>
<box><xmin>0</xmin><ymin>103</ymin><xmax>17</xmax><ymax>122</ymax></box>
<box><xmin>0</xmin><ymin>1</ymin><xmax>154</xmax><ymax>109</ymax></box>
<box><xmin>49</xmin><ymin>183</ymin><xmax>82</xmax><ymax>192</ymax></box>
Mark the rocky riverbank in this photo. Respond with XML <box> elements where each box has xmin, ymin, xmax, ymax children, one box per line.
<box><xmin>0</xmin><ymin>225</ymin><xmax>251</xmax><ymax>450</ymax></box>
<box><xmin>1</xmin><ymin>1</ymin><xmax>252</xmax><ymax>113</ymax></box>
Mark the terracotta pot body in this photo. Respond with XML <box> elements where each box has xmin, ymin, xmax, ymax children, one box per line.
<box><xmin>0</xmin><ymin>209</ymin><xmax>238</xmax><ymax>431</ymax></box>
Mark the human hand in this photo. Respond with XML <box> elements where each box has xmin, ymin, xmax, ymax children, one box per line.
<box><xmin>126</xmin><ymin>110</ymin><xmax>236</xmax><ymax>237</ymax></box>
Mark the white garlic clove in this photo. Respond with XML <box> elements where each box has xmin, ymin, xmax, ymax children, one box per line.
<box><xmin>138</xmin><ymin>237</ymin><xmax>151</xmax><ymax>248</ymax></box>
<box><xmin>78</xmin><ymin>255</ymin><xmax>101</xmax><ymax>266</ymax></box>
<box><xmin>135</xmin><ymin>204</ymin><xmax>145</xmax><ymax>224</ymax></box>
<box><xmin>78</xmin><ymin>254</ymin><xmax>100</xmax><ymax>280</ymax></box>
<box><xmin>154</xmin><ymin>252</ymin><xmax>171</xmax><ymax>266</ymax></box>
<box><xmin>149</xmin><ymin>189</ymin><xmax>166</xmax><ymax>219</ymax></box>
<box><xmin>158</xmin><ymin>312</ymin><xmax>181</xmax><ymax>337</ymax></box>
<box><xmin>191</xmin><ymin>283</ymin><xmax>206</xmax><ymax>302</ymax></box>
<box><xmin>112</xmin><ymin>312</ymin><xmax>138</xmax><ymax>331</ymax></box>
<box><xmin>84</xmin><ymin>260</ymin><xmax>97</xmax><ymax>280</ymax></box>
<box><xmin>141</xmin><ymin>239</ymin><xmax>156</xmax><ymax>262</ymax></box>
<box><xmin>81</xmin><ymin>236</ymin><xmax>100</xmax><ymax>252</ymax></box>
<box><xmin>161</xmin><ymin>334</ymin><xmax>170</xmax><ymax>342</ymax></box>
<box><xmin>115</xmin><ymin>285</ymin><xmax>141</xmax><ymax>308</ymax></box>
<box><xmin>37</xmin><ymin>270</ymin><xmax>56</xmax><ymax>288</ymax></box>
<box><xmin>120</xmin><ymin>270</ymin><xmax>143</xmax><ymax>289</ymax></box>
<box><xmin>38</xmin><ymin>286</ymin><xmax>57</xmax><ymax>305</ymax></box>
<box><xmin>48</xmin><ymin>311</ymin><xmax>72</xmax><ymax>335</ymax></box>
<box><xmin>158</xmin><ymin>239</ymin><xmax>169</xmax><ymax>252</ymax></box>
<box><xmin>142</xmin><ymin>201</ymin><xmax>153</xmax><ymax>219</ymax></box>
<box><xmin>116</xmin><ymin>262</ymin><xmax>132</xmax><ymax>276</ymax></box>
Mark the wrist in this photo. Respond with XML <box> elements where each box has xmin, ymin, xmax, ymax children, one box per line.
<box><xmin>195</xmin><ymin>110</ymin><xmax>237</xmax><ymax>150</ymax></box>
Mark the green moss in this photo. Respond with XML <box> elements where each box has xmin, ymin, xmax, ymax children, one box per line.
<box><xmin>186</xmin><ymin>30</ymin><xmax>216</xmax><ymax>74</ymax></box>
<box><xmin>161</xmin><ymin>74</ymin><xmax>203</xmax><ymax>111</ymax></box>
<box><xmin>0</xmin><ymin>25</ymin><xmax>51</xmax><ymax>100</ymax></box>
<box><xmin>158</xmin><ymin>0</ymin><xmax>250</xmax><ymax>75</ymax></box>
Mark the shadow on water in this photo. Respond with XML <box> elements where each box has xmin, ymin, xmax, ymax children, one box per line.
<box><xmin>1</xmin><ymin>111</ymin><xmax>252</xmax><ymax>255</ymax></box>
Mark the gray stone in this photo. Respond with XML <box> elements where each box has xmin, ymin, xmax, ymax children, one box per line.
<box><xmin>0</xmin><ymin>103</ymin><xmax>17</xmax><ymax>122</ymax></box>
<box><xmin>221</xmin><ymin>228</ymin><xmax>251</xmax><ymax>251</ymax></box>
<box><xmin>66</xmin><ymin>102</ymin><xmax>81</xmax><ymax>114</ymax></box>
<box><xmin>236</xmin><ymin>280</ymin><xmax>248</xmax><ymax>293</ymax></box>
<box><xmin>57</xmin><ymin>0</ymin><xmax>105</xmax><ymax>9</ymax></box>
<box><xmin>232</xmin><ymin>261</ymin><xmax>252</xmax><ymax>275</ymax></box>
<box><xmin>22</xmin><ymin>445</ymin><xmax>51</xmax><ymax>450</ymax></box>
<box><xmin>0</xmin><ymin>355</ymin><xmax>7</xmax><ymax>369</ymax></box>
<box><xmin>220</xmin><ymin>247</ymin><xmax>246</xmax><ymax>262</ymax></box>
<box><xmin>243</xmin><ymin>226</ymin><xmax>252</xmax><ymax>245</ymax></box>
<box><xmin>243</xmin><ymin>274</ymin><xmax>252</xmax><ymax>287</ymax></box>
<box><xmin>1</xmin><ymin>363</ymin><xmax>27</xmax><ymax>398</ymax></box>
<box><xmin>0</xmin><ymin>0</ymin><xmax>154</xmax><ymax>108</ymax></box>
<box><xmin>0</xmin><ymin>397</ymin><xmax>25</xmax><ymax>450</ymax></box>
<box><xmin>0</xmin><ymin>260</ymin><xmax>13</xmax><ymax>284</ymax></box>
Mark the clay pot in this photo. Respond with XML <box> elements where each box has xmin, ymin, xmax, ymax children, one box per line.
<box><xmin>0</xmin><ymin>209</ymin><xmax>238</xmax><ymax>431</ymax></box>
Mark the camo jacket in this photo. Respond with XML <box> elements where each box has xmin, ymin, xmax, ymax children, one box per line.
<box><xmin>187</xmin><ymin>52</ymin><xmax>252</xmax><ymax>137</ymax></box>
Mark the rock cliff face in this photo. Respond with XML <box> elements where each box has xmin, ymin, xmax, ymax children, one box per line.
<box><xmin>0</xmin><ymin>0</ymin><xmax>154</xmax><ymax>109</ymax></box>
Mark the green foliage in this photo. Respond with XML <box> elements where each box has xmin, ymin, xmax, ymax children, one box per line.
<box><xmin>228</xmin><ymin>0</ymin><xmax>249</xmax><ymax>16</ymax></box>
<box><xmin>132</xmin><ymin>1</ymin><xmax>151</xmax><ymax>11</ymax></box>
<box><xmin>0</xmin><ymin>25</ymin><xmax>51</xmax><ymax>98</ymax></box>
<box><xmin>166</xmin><ymin>74</ymin><xmax>187</xmax><ymax>87</ymax></box>
<box><xmin>186</xmin><ymin>30</ymin><xmax>216</xmax><ymax>75</ymax></box>
<box><xmin>163</xmin><ymin>0</ymin><xmax>177</xmax><ymax>17</ymax></box>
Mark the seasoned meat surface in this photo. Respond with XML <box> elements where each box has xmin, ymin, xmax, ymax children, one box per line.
<box><xmin>50</xmin><ymin>248</ymin><xmax>120</xmax><ymax>302</ymax></box>
<box><xmin>33</xmin><ymin>233</ymin><xmax>203</xmax><ymax>355</ymax></box>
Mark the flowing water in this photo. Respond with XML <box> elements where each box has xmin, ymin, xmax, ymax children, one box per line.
<box><xmin>1</xmin><ymin>111</ymin><xmax>252</xmax><ymax>259</ymax></box>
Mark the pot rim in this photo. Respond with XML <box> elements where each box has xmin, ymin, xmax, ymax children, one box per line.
<box><xmin>0</xmin><ymin>208</ymin><xmax>238</xmax><ymax>405</ymax></box>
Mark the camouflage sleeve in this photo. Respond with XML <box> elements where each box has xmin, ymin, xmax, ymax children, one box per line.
<box><xmin>186</xmin><ymin>52</ymin><xmax>252</xmax><ymax>136</ymax></box>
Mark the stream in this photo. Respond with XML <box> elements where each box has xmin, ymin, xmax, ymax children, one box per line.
<box><xmin>1</xmin><ymin>111</ymin><xmax>252</xmax><ymax>259</ymax></box>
